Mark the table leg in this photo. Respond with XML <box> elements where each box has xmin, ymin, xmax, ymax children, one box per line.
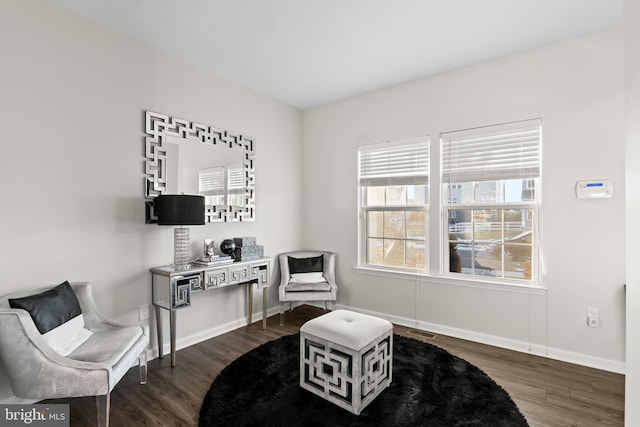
<box><xmin>169</xmin><ymin>309</ymin><xmax>176</xmax><ymax>367</ymax></box>
<box><xmin>248</xmin><ymin>283</ymin><xmax>254</xmax><ymax>326</ymax></box>
<box><xmin>155</xmin><ymin>305</ymin><xmax>163</xmax><ymax>359</ymax></box>
<box><xmin>262</xmin><ymin>288</ymin><xmax>267</xmax><ymax>330</ymax></box>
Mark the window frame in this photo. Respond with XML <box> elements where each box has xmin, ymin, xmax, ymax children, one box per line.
<box><xmin>355</xmin><ymin>119</ymin><xmax>542</xmax><ymax>289</ymax></box>
<box><xmin>442</xmin><ymin>196</ymin><xmax>539</xmax><ymax>284</ymax></box>
<box><xmin>357</xmin><ymin>138</ymin><xmax>430</xmax><ymax>273</ymax></box>
<box><xmin>361</xmin><ymin>203</ymin><xmax>429</xmax><ymax>272</ymax></box>
<box><xmin>440</xmin><ymin>118</ymin><xmax>542</xmax><ymax>287</ymax></box>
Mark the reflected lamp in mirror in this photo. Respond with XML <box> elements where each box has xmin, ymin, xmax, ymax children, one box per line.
<box><xmin>156</xmin><ymin>195</ymin><xmax>205</xmax><ymax>270</ymax></box>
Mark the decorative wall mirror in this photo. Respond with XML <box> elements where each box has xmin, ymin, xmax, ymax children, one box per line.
<box><xmin>144</xmin><ymin>111</ymin><xmax>255</xmax><ymax>223</ymax></box>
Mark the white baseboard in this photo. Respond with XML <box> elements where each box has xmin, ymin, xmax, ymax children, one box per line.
<box><xmin>336</xmin><ymin>304</ymin><xmax>625</xmax><ymax>375</ymax></box>
<box><xmin>545</xmin><ymin>347</ymin><xmax>625</xmax><ymax>374</ymax></box>
<box><xmin>151</xmin><ymin>306</ymin><xmax>282</xmax><ymax>360</ymax></box>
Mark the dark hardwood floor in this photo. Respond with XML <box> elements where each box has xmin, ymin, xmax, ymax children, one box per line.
<box><xmin>51</xmin><ymin>305</ymin><xmax>624</xmax><ymax>426</ymax></box>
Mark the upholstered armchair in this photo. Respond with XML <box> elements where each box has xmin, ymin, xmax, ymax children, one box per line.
<box><xmin>0</xmin><ymin>281</ymin><xmax>149</xmax><ymax>427</ymax></box>
<box><xmin>278</xmin><ymin>251</ymin><xmax>338</xmax><ymax>325</ymax></box>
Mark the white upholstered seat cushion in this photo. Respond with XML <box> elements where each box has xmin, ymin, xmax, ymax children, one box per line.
<box><xmin>42</xmin><ymin>315</ymin><xmax>93</xmax><ymax>356</ymax></box>
<box><xmin>285</xmin><ymin>281</ymin><xmax>332</xmax><ymax>292</ymax></box>
<box><xmin>66</xmin><ymin>325</ymin><xmax>144</xmax><ymax>367</ymax></box>
<box><xmin>289</xmin><ymin>272</ymin><xmax>326</xmax><ymax>283</ymax></box>
<box><xmin>300</xmin><ymin>309</ymin><xmax>393</xmax><ymax>350</ymax></box>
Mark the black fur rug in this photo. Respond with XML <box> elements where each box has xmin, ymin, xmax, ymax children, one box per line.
<box><xmin>199</xmin><ymin>334</ymin><xmax>528</xmax><ymax>426</ymax></box>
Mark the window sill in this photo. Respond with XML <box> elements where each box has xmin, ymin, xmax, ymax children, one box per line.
<box><xmin>353</xmin><ymin>266</ymin><xmax>547</xmax><ymax>295</ymax></box>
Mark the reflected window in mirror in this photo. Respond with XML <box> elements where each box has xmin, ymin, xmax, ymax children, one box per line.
<box><xmin>198</xmin><ymin>165</ymin><xmax>244</xmax><ymax>207</ymax></box>
<box><xmin>199</xmin><ymin>166</ymin><xmax>226</xmax><ymax>205</ymax></box>
<box><xmin>227</xmin><ymin>166</ymin><xmax>245</xmax><ymax>207</ymax></box>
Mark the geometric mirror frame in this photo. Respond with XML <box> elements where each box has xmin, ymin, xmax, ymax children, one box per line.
<box><xmin>144</xmin><ymin>110</ymin><xmax>255</xmax><ymax>223</ymax></box>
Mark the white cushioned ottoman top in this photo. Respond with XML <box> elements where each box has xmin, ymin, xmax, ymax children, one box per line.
<box><xmin>300</xmin><ymin>309</ymin><xmax>392</xmax><ymax>350</ymax></box>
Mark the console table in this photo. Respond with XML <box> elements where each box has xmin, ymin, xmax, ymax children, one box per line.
<box><xmin>150</xmin><ymin>257</ymin><xmax>272</xmax><ymax>367</ymax></box>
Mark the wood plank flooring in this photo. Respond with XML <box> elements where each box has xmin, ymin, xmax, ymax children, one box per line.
<box><xmin>46</xmin><ymin>305</ymin><xmax>624</xmax><ymax>426</ymax></box>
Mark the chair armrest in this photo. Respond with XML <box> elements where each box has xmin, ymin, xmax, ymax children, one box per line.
<box><xmin>0</xmin><ymin>309</ymin><xmax>111</xmax><ymax>398</ymax></box>
<box><xmin>279</xmin><ymin>254</ymin><xmax>292</xmax><ymax>289</ymax></box>
<box><xmin>71</xmin><ymin>282</ymin><xmax>127</xmax><ymax>332</ymax></box>
<box><xmin>71</xmin><ymin>283</ymin><xmax>150</xmax><ymax>351</ymax></box>
<box><xmin>323</xmin><ymin>253</ymin><xmax>337</xmax><ymax>286</ymax></box>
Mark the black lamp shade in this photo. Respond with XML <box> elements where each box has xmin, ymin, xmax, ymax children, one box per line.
<box><xmin>156</xmin><ymin>195</ymin><xmax>205</xmax><ymax>226</ymax></box>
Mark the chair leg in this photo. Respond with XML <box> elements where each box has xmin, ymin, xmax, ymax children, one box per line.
<box><xmin>280</xmin><ymin>302</ymin><xmax>293</xmax><ymax>326</ymax></box>
<box><xmin>139</xmin><ymin>351</ymin><xmax>148</xmax><ymax>384</ymax></box>
<box><xmin>280</xmin><ymin>304</ymin><xmax>285</xmax><ymax>326</ymax></box>
<box><xmin>96</xmin><ymin>393</ymin><xmax>110</xmax><ymax>427</ymax></box>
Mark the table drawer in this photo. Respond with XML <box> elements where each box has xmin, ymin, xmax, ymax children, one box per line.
<box><xmin>250</xmin><ymin>262</ymin><xmax>271</xmax><ymax>289</ymax></box>
<box><xmin>204</xmin><ymin>268</ymin><xmax>229</xmax><ymax>289</ymax></box>
<box><xmin>229</xmin><ymin>264</ymin><xmax>250</xmax><ymax>284</ymax></box>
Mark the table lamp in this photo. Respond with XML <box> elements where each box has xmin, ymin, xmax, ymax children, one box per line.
<box><xmin>156</xmin><ymin>194</ymin><xmax>205</xmax><ymax>270</ymax></box>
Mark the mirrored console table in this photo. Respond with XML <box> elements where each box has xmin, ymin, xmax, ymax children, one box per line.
<box><xmin>150</xmin><ymin>256</ymin><xmax>272</xmax><ymax>367</ymax></box>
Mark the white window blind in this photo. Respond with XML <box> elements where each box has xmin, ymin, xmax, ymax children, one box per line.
<box><xmin>199</xmin><ymin>167</ymin><xmax>225</xmax><ymax>196</ymax></box>
<box><xmin>441</xmin><ymin>119</ymin><xmax>541</xmax><ymax>183</ymax></box>
<box><xmin>228</xmin><ymin>166</ymin><xmax>245</xmax><ymax>195</ymax></box>
<box><xmin>359</xmin><ymin>138</ymin><xmax>429</xmax><ymax>186</ymax></box>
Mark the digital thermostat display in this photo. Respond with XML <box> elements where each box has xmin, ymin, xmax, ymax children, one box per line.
<box><xmin>576</xmin><ymin>180</ymin><xmax>613</xmax><ymax>199</ymax></box>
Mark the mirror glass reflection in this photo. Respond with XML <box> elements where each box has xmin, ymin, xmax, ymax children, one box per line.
<box><xmin>165</xmin><ymin>136</ymin><xmax>245</xmax><ymax>207</ymax></box>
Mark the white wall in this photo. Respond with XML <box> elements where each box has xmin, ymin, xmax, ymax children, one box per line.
<box><xmin>302</xmin><ymin>29</ymin><xmax>626</xmax><ymax>371</ymax></box>
<box><xmin>625</xmin><ymin>0</ymin><xmax>640</xmax><ymax>424</ymax></box>
<box><xmin>0</xmin><ymin>1</ymin><xmax>303</xmax><ymax>399</ymax></box>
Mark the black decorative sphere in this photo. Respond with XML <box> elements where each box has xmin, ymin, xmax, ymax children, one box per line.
<box><xmin>220</xmin><ymin>239</ymin><xmax>236</xmax><ymax>255</ymax></box>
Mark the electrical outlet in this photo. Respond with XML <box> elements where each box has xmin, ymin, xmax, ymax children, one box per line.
<box><xmin>587</xmin><ymin>308</ymin><xmax>600</xmax><ymax>328</ymax></box>
<box><xmin>139</xmin><ymin>304</ymin><xmax>149</xmax><ymax>321</ymax></box>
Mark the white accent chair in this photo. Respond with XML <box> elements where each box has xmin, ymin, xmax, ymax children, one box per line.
<box><xmin>278</xmin><ymin>251</ymin><xmax>338</xmax><ymax>325</ymax></box>
<box><xmin>0</xmin><ymin>282</ymin><xmax>149</xmax><ymax>427</ymax></box>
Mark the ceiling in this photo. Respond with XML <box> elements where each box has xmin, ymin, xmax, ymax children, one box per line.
<box><xmin>50</xmin><ymin>0</ymin><xmax>623</xmax><ymax>110</ymax></box>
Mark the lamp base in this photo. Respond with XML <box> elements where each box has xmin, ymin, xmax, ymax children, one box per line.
<box><xmin>174</xmin><ymin>227</ymin><xmax>192</xmax><ymax>270</ymax></box>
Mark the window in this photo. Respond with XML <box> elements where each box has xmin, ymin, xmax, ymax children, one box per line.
<box><xmin>199</xmin><ymin>165</ymin><xmax>245</xmax><ymax>206</ymax></box>
<box><xmin>227</xmin><ymin>165</ymin><xmax>245</xmax><ymax>206</ymax></box>
<box><xmin>442</xmin><ymin>119</ymin><xmax>542</xmax><ymax>283</ymax></box>
<box><xmin>199</xmin><ymin>167</ymin><xmax>226</xmax><ymax>205</ymax></box>
<box><xmin>356</xmin><ymin>119</ymin><xmax>542</xmax><ymax>287</ymax></box>
<box><xmin>358</xmin><ymin>138</ymin><xmax>429</xmax><ymax>271</ymax></box>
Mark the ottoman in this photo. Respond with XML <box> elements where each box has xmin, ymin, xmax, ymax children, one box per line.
<box><xmin>299</xmin><ymin>309</ymin><xmax>393</xmax><ymax>415</ymax></box>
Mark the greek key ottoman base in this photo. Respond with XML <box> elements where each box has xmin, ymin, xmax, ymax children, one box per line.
<box><xmin>299</xmin><ymin>310</ymin><xmax>393</xmax><ymax>415</ymax></box>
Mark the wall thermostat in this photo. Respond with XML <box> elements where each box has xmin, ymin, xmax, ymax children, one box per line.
<box><xmin>576</xmin><ymin>180</ymin><xmax>613</xmax><ymax>199</ymax></box>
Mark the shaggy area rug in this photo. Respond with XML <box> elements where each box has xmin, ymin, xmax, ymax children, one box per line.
<box><xmin>199</xmin><ymin>334</ymin><xmax>528</xmax><ymax>426</ymax></box>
